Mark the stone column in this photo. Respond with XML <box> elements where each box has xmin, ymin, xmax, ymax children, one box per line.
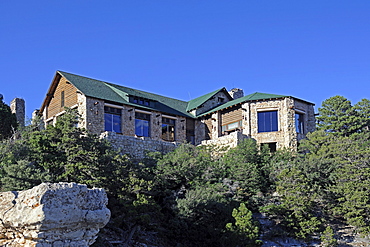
<box><xmin>242</xmin><ymin>102</ymin><xmax>251</xmax><ymax>137</ymax></box>
<box><xmin>151</xmin><ymin>112</ymin><xmax>162</xmax><ymax>140</ymax></box>
<box><xmin>211</xmin><ymin>112</ymin><xmax>220</xmax><ymax>139</ymax></box>
<box><xmin>176</xmin><ymin>116</ymin><xmax>187</xmax><ymax>142</ymax></box>
<box><xmin>194</xmin><ymin>119</ymin><xmax>205</xmax><ymax>145</ymax></box>
<box><xmin>10</xmin><ymin>98</ymin><xmax>25</xmax><ymax>127</ymax></box>
<box><xmin>122</xmin><ymin>106</ymin><xmax>135</xmax><ymax>136</ymax></box>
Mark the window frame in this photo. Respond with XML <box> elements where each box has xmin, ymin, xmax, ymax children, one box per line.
<box><xmin>257</xmin><ymin>110</ymin><xmax>278</xmax><ymax>133</ymax></box>
<box><xmin>104</xmin><ymin>106</ymin><xmax>122</xmax><ymax>133</ymax></box>
<box><xmin>295</xmin><ymin>112</ymin><xmax>305</xmax><ymax>134</ymax></box>
<box><xmin>162</xmin><ymin>117</ymin><xmax>176</xmax><ymax>141</ymax></box>
<box><xmin>135</xmin><ymin>111</ymin><xmax>151</xmax><ymax>137</ymax></box>
<box><xmin>221</xmin><ymin>120</ymin><xmax>242</xmax><ymax>133</ymax></box>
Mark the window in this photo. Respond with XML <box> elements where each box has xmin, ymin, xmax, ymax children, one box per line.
<box><xmin>162</xmin><ymin>117</ymin><xmax>175</xmax><ymax>141</ymax></box>
<box><xmin>135</xmin><ymin>112</ymin><xmax>150</xmax><ymax>137</ymax></box>
<box><xmin>221</xmin><ymin>120</ymin><xmax>242</xmax><ymax>133</ymax></box>
<box><xmin>295</xmin><ymin>113</ymin><xmax>304</xmax><ymax>134</ymax></box>
<box><xmin>61</xmin><ymin>91</ymin><xmax>65</xmax><ymax>107</ymax></box>
<box><xmin>258</xmin><ymin>110</ymin><xmax>278</xmax><ymax>133</ymax></box>
<box><xmin>130</xmin><ymin>96</ymin><xmax>152</xmax><ymax>107</ymax></box>
<box><xmin>262</xmin><ymin>142</ymin><xmax>277</xmax><ymax>152</ymax></box>
<box><xmin>104</xmin><ymin>106</ymin><xmax>122</xmax><ymax>133</ymax></box>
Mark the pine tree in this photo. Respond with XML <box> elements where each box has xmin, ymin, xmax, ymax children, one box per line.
<box><xmin>225</xmin><ymin>202</ymin><xmax>261</xmax><ymax>246</ymax></box>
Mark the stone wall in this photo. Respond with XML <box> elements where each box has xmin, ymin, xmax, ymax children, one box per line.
<box><xmin>201</xmin><ymin>130</ymin><xmax>248</xmax><ymax>150</ymax></box>
<box><xmin>10</xmin><ymin>98</ymin><xmax>25</xmax><ymax>127</ymax></box>
<box><xmin>202</xmin><ymin>97</ymin><xmax>315</xmax><ymax>151</ymax></box>
<box><xmin>100</xmin><ymin>131</ymin><xmax>180</xmax><ymax>159</ymax></box>
<box><xmin>0</xmin><ymin>183</ymin><xmax>110</xmax><ymax>247</ymax></box>
<box><xmin>78</xmin><ymin>94</ymin><xmax>105</xmax><ymax>135</ymax></box>
<box><xmin>194</xmin><ymin>120</ymin><xmax>206</xmax><ymax>145</ymax></box>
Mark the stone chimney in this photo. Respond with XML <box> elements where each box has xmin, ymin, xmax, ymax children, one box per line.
<box><xmin>229</xmin><ymin>88</ymin><xmax>244</xmax><ymax>99</ymax></box>
<box><xmin>10</xmin><ymin>98</ymin><xmax>25</xmax><ymax>127</ymax></box>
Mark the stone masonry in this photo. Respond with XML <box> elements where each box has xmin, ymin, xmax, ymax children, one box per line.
<box><xmin>201</xmin><ymin>130</ymin><xmax>248</xmax><ymax>150</ymax></box>
<box><xmin>100</xmin><ymin>131</ymin><xmax>180</xmax><ymax>159</ymax></box>
<box><xmin>10</xmin><ymin>98</ymin><xmax>25</xmax><ymax>127</ymax></box>
<box><xmin>0</xmin><ymin>182</ymin><xmax>110</xmax><ymax>247</ymax></box>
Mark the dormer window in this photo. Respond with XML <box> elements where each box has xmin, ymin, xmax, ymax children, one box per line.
<box><xmin>130</xmin><ymin>96</ymin><xmax>153</xmax><ymax>107</ymax></box>
<box><xmin>218</xmin><ymin>97</ymin><xmax>224</xmax><ymax>103</ymax></box>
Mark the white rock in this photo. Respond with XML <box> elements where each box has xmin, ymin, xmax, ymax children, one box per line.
<box><xmin>0</xmin><ymin>182</ymin><xmax>110</xmax><ymax>246</ymax></box>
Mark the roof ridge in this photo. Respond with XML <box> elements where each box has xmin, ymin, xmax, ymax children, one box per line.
<box><xmin>58</xmin><ymin>70</ymin><xmax>189</xmax><ymax>104</ymax></box>
<box><xmin>186</xmin><ymin>87</ymin><xmax>227</xmax><ymax>112</ymax></box>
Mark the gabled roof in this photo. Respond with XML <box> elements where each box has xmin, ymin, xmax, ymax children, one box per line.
<box><xmin>199</xmin><ymin>92</ymin><xmax>313</xmax><ymax>117</ymax></box>
<box><xmin>186</xmin><ymin>87</ymin><xmax>231</xmax><ymax>112</ymax></box>
<box><xmin>41</xmin><ymin>71</ymin><xmax>194</xmax><ymax>118</ymax></box>
<box><xmin>40</xmin><ymin>71</ymin><xmax>313</xmax><ymax>120</ymax></box>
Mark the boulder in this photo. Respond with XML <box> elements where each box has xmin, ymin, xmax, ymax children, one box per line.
<box><xmin>0</xmin><ymin>182</ymin><xmax>110</xmax><ymax>246</ymax></box>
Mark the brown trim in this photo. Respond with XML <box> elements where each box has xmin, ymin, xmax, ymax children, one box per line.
<box><xmin>39</xmin><ymin>72</ymin><xmax>62</xmax><ymax>115</ymax></box>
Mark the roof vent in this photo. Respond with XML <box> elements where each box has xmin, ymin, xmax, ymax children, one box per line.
<box><xmin>229</xmin><ymin>88</ymin><xmax>244</xmax><ymax>99</ymax></box>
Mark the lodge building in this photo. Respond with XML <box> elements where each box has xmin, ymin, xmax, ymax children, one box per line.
<box><xmin>39</xmin><ymin>71</ymin><xmax>315</xmax><ymax>157</ymax></box>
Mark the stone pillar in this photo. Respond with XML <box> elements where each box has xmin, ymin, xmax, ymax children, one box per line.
<box><xmin>176</xmin><ymin>116</ymin><xmax>187</xmax><ymax>142</ymax></box>
<box><xmin>284</xmin><ymin>97</ymin><xmax>297</xmax><ymax>150</ymax></box>
<box><xmin>211</xmin><ymin>112</ymin><xmax>220</xmax><ymax>139</ymax></box>
<box><xmin>194</xmin><ymin>119</ymin><xmax>205</xmax><ymax>145</ymax></box>
<box><xmin>242</xmin><ymin>102</ymin><xmax>251</xmax><ymax>137</ymax></box>
<box><xmin>150</xmin><ymin>112</ymin><xmax>162</xmax><ymax>140</ymax></box>
<box><xmin>10</xmin><ymin>98</ymin><xmax>25</xmax><ymax>127</ymax></box>
<box><xmin>122</xmin><ymin>106</ymin><xmax>135</xmax><ymax>137</ymax></box>
<box><xmin>78</xmin><ymin>94</ymin><xmax>105</xmax><ymax>134</ymax></box>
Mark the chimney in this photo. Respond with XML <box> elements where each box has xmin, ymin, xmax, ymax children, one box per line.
<box><xmin>229</xmin><ymin>88</ymin><xmax>244</xmax><ymax>99</ymax></box>
<box><xmin>10</xmin><ymin>98</ymin><xmax>25</xmax><ymax>127</ymax></box>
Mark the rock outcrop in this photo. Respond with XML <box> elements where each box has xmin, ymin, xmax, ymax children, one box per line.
<box><xmin>0</xmin><ymin>182</ymin><xmax>110</xmax><ymax>247</ymax></box>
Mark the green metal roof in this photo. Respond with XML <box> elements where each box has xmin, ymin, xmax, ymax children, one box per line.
<box><xmin>53</xmin><ymin>71</ymin><xmax>312</xmax><ymax>119</ymax></box>
<box><xmin>198</xmin><ymin>92</ymin><xmax>290</xmax><ymax>117</ymax></box>
<box><xmin>58</xmin><ymin>71</ymin><xmax>194</xmax><ymax>118</ymax></box>
<box><xmin>186</xmin><ymin>88</ymin><xmax>227</xmax><ymax>112</ymax></box>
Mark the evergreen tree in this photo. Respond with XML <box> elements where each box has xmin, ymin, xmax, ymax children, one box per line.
<box><xmin>225</xmin><ymin>202</ymin><xmax>261</xmax><ymax>246</ymax></box>
<box><xmin>317</xmin><ymin>96</ymin><xmax>368</xmax><ymax>136</ymax></box>
<box><xmin>0</xmin><ymin>108</ymin><xmax>129</xmax><ymax>197</ymax></box>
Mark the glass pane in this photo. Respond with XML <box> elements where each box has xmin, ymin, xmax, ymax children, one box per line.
<box><xmin>271</xmin><ymin>111</ymin><xmax>278</xmax><ymax>131</ymax></box>
<box><xmin>169</xmin><ymin>125</ymin><xmax>175</xmax><ymax>141</ymax></box>
<box><xmin>162</xmin><ymin>124</ymin><xmax>168</xmax><ymax>140</ymax></box>
<box><xmin>143</xmin><ymin>120</ymin><xmax>149</xmax><ymax>137</ymax></box>
<box><xmin>105</xmin><ymin>113</ymin><xmax>112</xmax><ymax>131</ymax></box>
<box><xmin>295</xmin><ymin>113</ymin><xmax>304</xmax><ymax>133</ymax></box>
<box><xmin>228</xmin><ymin>121</ymin><xmax>239</xmax><ymax>130</ymax></box>
<box><xmin>135</xmin><ymin>119</ymin><xmax>143</xmax><ymax>136</ymax></box>
<box><xmin>113</xmin><ymin>115</ymin><xmax>121</xmax><ymax>133</ymax></box>
<box><xmin>136</xmin><ymin>119</ymin><xmax>150</xmax><ymax>137</ymax></box>
<box><xmin>258</xmin><ymin>111</ymin><xmax>278</xmax><ymax>132</ymax></box>
<box><xmin>258</xmin><ymin>112</ymin><xmax>266</xmax><ymax>132</ymax></box>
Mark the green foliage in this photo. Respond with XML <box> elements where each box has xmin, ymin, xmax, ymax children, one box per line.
<box><xmin>317</xmin><ymin>96</ymin><xmax>370</xmax><ymax>136</ymax></box>
<box><xmin>174</xmin><ymin>185</ymin><xmax>234</xmax><ymax>246</ymax></box>
<box><xmin>225</xmin><ymin>202</ymin><xmax>261</xmax><ymax>246</ymax></box>
<box><xmin>222</xmin><ymin>139</ymin><xmax>265</xmax><ymax>200</ymax></box>
<box><xmin>320</xmin><ymin>226</ymin><xmax>337</xmax><ymax>247</ymax></box>
<box><xmin>330</xmin><ymin>138</ymin><xmax>370</xmax><ymax>235</ymax></box>
<box><xmin>0</xmin><ymin>96</ymin><xmax>17</xmax><ymax>141</ymax></box>
<box><xmin>0</xmin><ymin>109</ymin><xmax>129</xmax><ymax>197</ymax></box>
<box><xmin>273</xmin><ymin>167</ymin><xmax>322</xmax><ymax>239</ymax></box>
<box><xmin>3</xmin><ymin>95</ymin><xmax>370</xmax><ymax>245</ymax></box>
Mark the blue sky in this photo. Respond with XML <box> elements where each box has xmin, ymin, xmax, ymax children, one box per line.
<box><xmin>1</xmin><ymin>1</ymin><xmax>369</xmax><ymax>120</ymax></box>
